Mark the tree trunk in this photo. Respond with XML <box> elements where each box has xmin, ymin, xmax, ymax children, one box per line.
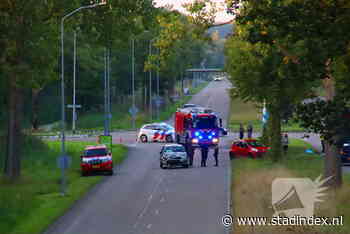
<box><xmin>4</xmin><ymin>78</ymin><xmax>23</xmax><ymax>180</ymax></box>
<box><xmin>323</xmin><ymin>63</ymin><xmax>342</xmax><ymax>187</ymax></box>
<box><xmin>269</xmin><ymin>104</ymin><xmax>282</xmax><ymax>162</ymax></box>
<box><xmin>324</xmin><ymin>139</ymin><xmax>342</xmax><ymax>187</ymax></box>
<box><xmin>31</xmin><ymin>88</ymin><xmax>41</xmax><ymax>131</ymax></box>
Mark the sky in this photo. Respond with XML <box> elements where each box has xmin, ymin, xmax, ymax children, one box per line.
<box><xmin>153</xmin><ymin>0</ymin><xmax>234</xmax><ymax>23</ymax></box>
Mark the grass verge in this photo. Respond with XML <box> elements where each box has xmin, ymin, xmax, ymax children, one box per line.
<box><xmin>34</xmin><ymin>81</ymin><xmax>209</xmax><ymax>135</ymax></box>
<box><xmin>0</xmin><ymin>137</ymin><xmax>127</xmax><ymax>234</ymax></box>
<box><xmin>231</xmin><ymin>139</ymin><xmax>350</xmax><ymax>234</ymax></box>
<box><xmin>229</xmin><ymin>98</ymin><xmax>304</xmax><ymax>132</ymax></box>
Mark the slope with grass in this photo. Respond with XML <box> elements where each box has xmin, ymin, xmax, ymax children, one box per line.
<box><xmin>231</xmin><ymin>139</ymin><xmax>349</xmax><ymax>234</ymax></box>
<box><xmin>0</xmin><ymin>137</ymin><xmax>127</xmax><ymax>234</ymax></box>
<box><xmin>229</xmin><ymin>98</ymin><xmax>304</xmax><ymax>132</ymax></box>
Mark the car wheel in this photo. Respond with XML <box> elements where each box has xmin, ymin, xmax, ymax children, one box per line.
<box><xmin>248</xmin><ymin>153</ymin><xmax>254</xmax><ymax>158</ymax></box>
<box><xmin>160</xmin><ymin>161</ymin><xmax>165</xmax><ymax>169</ymax></box>
<box><xmin>183</xmin><ymin>164</ymin><xmax>189</xmax><ymax>168</ymax></box>
<box><xmin>81</xmin><ymin>171</ymin><xmax>88</xmax><ymax>177</ymax></box>
<box><xmin>166</xmin><ymin>135</ymin><xmax>173</xmax><ymax>143</ymax></box>
<box><xmin>229</xmin><ymin>152</ymin><xmax>235</xmax><ymax>160</ymax></box>
<box><xmin>140</xmin><ymin>135</ymin><xmax>148</xmax><ymax>143</ymax></box>
<box><xmin>107</xmin><ymin>170</ymin><xmax>114</xmax><ymax>176</ymax></box>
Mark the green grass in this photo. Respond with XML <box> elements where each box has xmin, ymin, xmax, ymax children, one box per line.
<box><xmin>231</xmin><ymin>139</ymin><xmax>350</xmax><ymax>234</ymax></box>
<box><xmin>46</xmin><ymin>81</ymin><xmax>209</xmax><ymax>133</ymax></box>
<box><xmin>229</xmin><ymin>98</ymin><xmax>305</xmax><ymax>132</ymax></box>
<box><xmin>0</xmin><ymin>137</ymin><xmax>127</xmax><ymax>234</ymax></box>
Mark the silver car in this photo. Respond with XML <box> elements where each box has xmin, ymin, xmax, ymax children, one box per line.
<box><xmin>160</xmin><ymin>144</ymin><xmax>189</xmax><ymax>169</ymax></box>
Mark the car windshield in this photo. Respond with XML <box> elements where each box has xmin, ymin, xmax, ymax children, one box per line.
<box><xmin>159</xmin><ymin>124</ymin><xmax>173</xmax><ymax>130</ymax></box>
<box><xmin>194</xmin><ymin>116</ymin><xmax>217</xmax><ymax>129</ymax></box>
<box><xmin>247</xmin><ymin>141</ymin><xmax>263</xmax><ymax>147</ymax></box>
<box><xmin>84</xmin><ymin>148</ymin><xmax>107</xmax><ymax>156</ymax></box>
<box><xmin>164</xmin><ymin>146</ymin><xmax>185</xmax><ymax>152</ymax></box>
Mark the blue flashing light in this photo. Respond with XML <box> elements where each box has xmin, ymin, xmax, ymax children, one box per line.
<box><xmin>199</xmin><ymin>135</ymin><xmax>203</xmax><ymax>139</ymax></box>
<box><xmin>195</xmin><ymin>131</ymin><xmax>200</xmax><ymax>137</ymax></box>
<box><xmin>208</xmin><ymin>135</ymin><xmax>212</xmax><ymax>139</ymax></box>
<box><xmin>211</xmin><ymin>132</ymin><xmax>216</xmax><ymax>136</ymax></box>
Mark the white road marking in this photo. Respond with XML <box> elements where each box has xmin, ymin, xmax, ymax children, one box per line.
<box><xmin>155</xmin><ymin>209</ymin><xmax>159</xmax><ymax>215</ymax></box>
<box><xmin>133</xmin><ymin>175</ymin><xmax>164</xmax><ymax>228</ymax></box>
<box><xmin>147</xmin><ymin>224</ymin><xmax>152</xmax><ymax>229</ymax></box>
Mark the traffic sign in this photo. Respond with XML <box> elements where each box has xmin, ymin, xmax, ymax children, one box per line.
<box><xmin>67</xmin><ymin>104</ymin><xmax>81</xmax><ymax>108</ymax></box>
<box><xmin>154</xmin><ymin>96</ymin><xmax>162</xmax><ymax>107</ymax></box>
<box><xmin>57</xmin><ymin>155</ymin><xmax>71</xmax><ymax>169</ymax></box>
<box><xmin>129</xmin><ymin>106</ymin><xmax>139</xmax><ymax>116</ymax></box>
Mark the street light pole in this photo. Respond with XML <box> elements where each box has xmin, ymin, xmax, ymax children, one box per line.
<box><xmin>156</xmin><ymin>48</ymin><xmax>160</xmax><ymax>120</ymax></box>
<box><xmin>104</xmin><ymin>48</ymin><xmax>108</xmax><ymax>136</ymax></box>
<box><xmin>60</xmin><ymin>1</ymin><xmax>106</xmax><ymax>196</ymax></box>
<box><xmin>72</xmin><ymin>31</ymin><xmax>77</xmax><ymax>133</ymax></box>
<box><xmin>131</xmin><ymin>37</ymin><xmax>136</xmax><ymax>129</ymax></box>
<box><xmin>149</xmin><ymin>39</ymin><xmax>153</xmax><ymax>121</ymax></box>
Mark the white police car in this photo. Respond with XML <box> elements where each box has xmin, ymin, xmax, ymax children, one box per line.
<box><xmin>138</xmin><ymin>122</ymin><xmax>175</xmax><ymax>143</ymax></box>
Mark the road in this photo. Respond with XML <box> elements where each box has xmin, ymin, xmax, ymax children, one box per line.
<box><xmin>44</xmin><ymin>79</ymin><xmax>233</xmax><ymax>234</ymax></box>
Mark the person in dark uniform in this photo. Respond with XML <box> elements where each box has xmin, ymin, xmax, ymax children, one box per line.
<box><xmin>186</xmin><ymin>143</ymin><xmax>195</xmax><ymax>167</ymax></box>
<box><xmin>200</xmin><ymin>145</ymin><xmax>209</xmax><ymax>167</ymax></box>
<box><xmin>239</xmin><ymin>123</ymin><xmax>244</xmax><ymax>139</ymax></box>
<box><xmin>213</xmin><ymin>146</ymin><xmax>219</xmax><ymax>166</ymax></box>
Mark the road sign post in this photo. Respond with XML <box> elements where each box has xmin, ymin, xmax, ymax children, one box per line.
<box><xmin>57</xmin><ymin>154</ymin><xmax>71</xmax><ymax>195</ymax></box>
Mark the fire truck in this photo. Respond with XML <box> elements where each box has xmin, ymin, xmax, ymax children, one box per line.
<box><xmin>175</xmin><ymin>107</ymin><xmax>226</xmax><ymax>149</ymax></box>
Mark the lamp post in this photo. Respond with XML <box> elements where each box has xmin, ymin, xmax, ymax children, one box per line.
<box><xmin>60</xmin><ymin>0</ymin><xmax>106</xmax><ymax>196</ymax></box>
<box><xmin>72</xmin><ymin>31</ymin><xmax>77</xmax><ymax>133</ymax></box>
<box><xmin>149</xmin><ymin>38</ymin><xmax>155</xmax><ymax>121</ymax></box>
<box><xmin>131</xmin><ymin>37</ymin><xmax>136</xmax><ymax>129</ymax></box>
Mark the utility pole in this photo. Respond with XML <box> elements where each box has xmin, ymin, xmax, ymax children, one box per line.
<box><xmin>107</xmin><ymin>48</ymin><xmax>111</xmax><ymax>134</ymax></box>
<box><xmin>156</xmin><ymin>48</ymin><xmax>160</xmax><ymax>120</ymax></box>
<box><xmin>60</xmin><ymin>1</ymin><xmax>106</xmax><ymax>196</ymax></box>
<box><xmin>149</xmin><ymin>40</ymin><xmax>152</xmax><ymax>121</ymax></box>
<box><xmin>131</xmin><ymin>37</ymin><xmax>136</xmax><ymax>129</ymax></box>
<box><xmin>104</xmin><ymin>48</ymin><xmax>108</xmax><ymax>136</ymax></box>
<box><xmin>72</xmin><ymin>31</ymin><xmax>77</xmax><ymax>134</ymax></box>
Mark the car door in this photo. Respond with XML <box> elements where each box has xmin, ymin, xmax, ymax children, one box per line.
<box><xmin>240</xmin><ymin>142</ymin><xmax>249</xmax><ymax>156</ymax></box>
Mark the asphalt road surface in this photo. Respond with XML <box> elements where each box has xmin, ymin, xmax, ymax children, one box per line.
<box><xmin>44</xmin><ymin>79</ymin><xmax>233</xmax><ymax>234</ymax></box>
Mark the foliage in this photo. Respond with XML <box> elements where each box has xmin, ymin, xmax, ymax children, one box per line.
<box><xmin>295</xmin><ymin>99</ymin><xmax>350</xmax><ymax>144</ymax></box>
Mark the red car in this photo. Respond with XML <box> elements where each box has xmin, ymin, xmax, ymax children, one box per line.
<box><xmin>81</xmin><ymin>145</ymin><xmax>113</xmax><ymax>176</ymax></box>
<box><xmin>229</xmin><ymin>139</ymin><xmax>269</xmax><ymax>159</ymax></box>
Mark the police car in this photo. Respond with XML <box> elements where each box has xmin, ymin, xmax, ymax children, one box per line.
<box><xmin>138</xmin><ymin>122</ymin><xmax>175</xmax><ymax>143</ymax></box>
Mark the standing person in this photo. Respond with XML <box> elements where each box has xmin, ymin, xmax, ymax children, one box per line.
<box><xmin>213</xmin><ymin>146</ymin><xmax>219</xmax><ymax>167</ymax></box>
<box><xmin>247</xmin><ymin>123</ymin><xmax>253</xmax><ymax>138</ymax></box>
<box><xmin>186</xmin><ymin>144</ymin><xmax>195</xmax><ymax>167</ymax></box>
<box><xmin>320</xmin><ymin>135</ymin><xmax>325</xmax><ymax>153</ymax></box>
<box><xmin>282</xmin><ymin>133</ymin><xmax>289</xmax><ymax>154</ymax></box>
<box><xmin>200</xmin><ymin>146</ymin><xmax>209</xmax><ymax>167</ymax></box>
<box><xmin>239</xmin><ymin>123</ymin><xmax>245</xmax><ymax>139</ymax></box>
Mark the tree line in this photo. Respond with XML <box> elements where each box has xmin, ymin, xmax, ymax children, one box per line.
<box><xmin>0</xmin><ymin>0</ymin><xmax>222</xmax><ymax>180</ymax></box>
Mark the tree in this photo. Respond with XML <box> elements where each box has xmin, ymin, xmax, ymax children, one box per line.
<box><xmin>225</xmin><ymin>0</ymin><xmax>350</xmax><ymax>186</ymax></box>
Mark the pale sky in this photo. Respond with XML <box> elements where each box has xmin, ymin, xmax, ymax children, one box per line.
<box><xmin>153</xmin><ymin>0</ymin><xmax>234</xmax><ymax>23</ymax></box>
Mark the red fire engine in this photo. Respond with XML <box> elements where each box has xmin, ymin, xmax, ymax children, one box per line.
<box><xmin>175</xmin><ymin>107</ymin><xmax>226</xmax><ymax>149</ymax></box>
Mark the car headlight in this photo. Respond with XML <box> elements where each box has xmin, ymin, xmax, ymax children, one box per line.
<box><xmin>192</xmin><ymin>138</ymin><xmax>199</xmax><ymax>143</ymax></box>
<box><xmin>251</xmin><ymin>148</ymin><xmax>258</xmax><ymax>152</ymax></box>
<box><xmin>212</xmin><ymin>138</ymin><xmax>219</xmax><ymax>143</ymax></box>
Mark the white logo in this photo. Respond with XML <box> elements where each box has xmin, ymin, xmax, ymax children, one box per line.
<box><xmin>271</xmin><ymin>175</ymin><xmax>332</xmax><ymax>217</ymax></box>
